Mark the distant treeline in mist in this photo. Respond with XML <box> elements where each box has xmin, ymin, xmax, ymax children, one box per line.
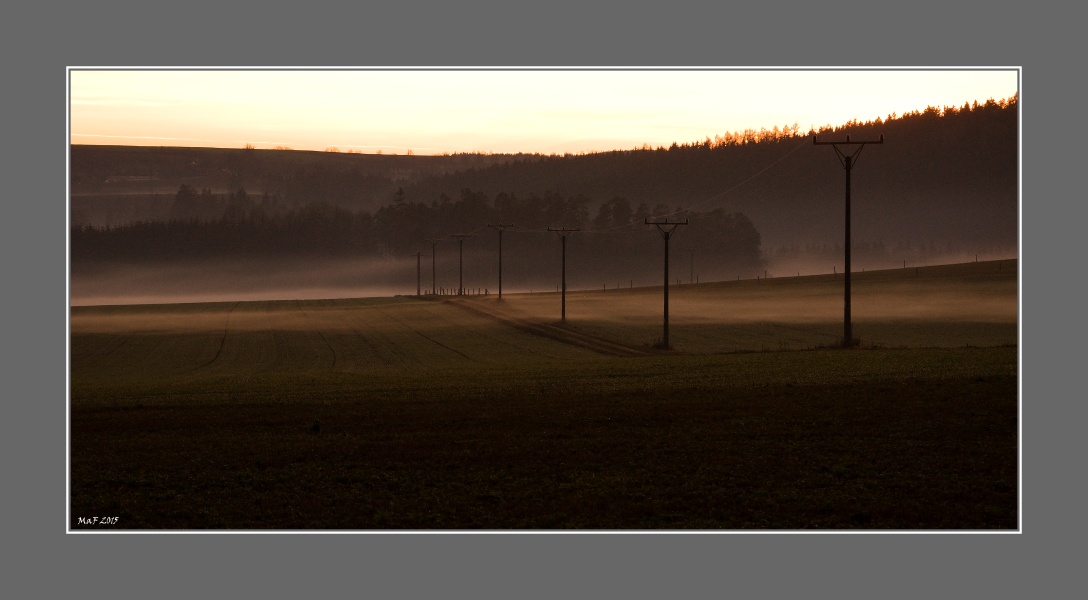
<box><xmin>70</xmin><ymin>188</ymin><xmax>764</xmax><ymax>285</ymax></box>
<box><xmin>71</xmin><ymin>94</ymin><xmax>1017</xmax><ymax>271</ymax></box>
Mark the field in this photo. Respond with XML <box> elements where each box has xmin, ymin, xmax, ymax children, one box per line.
<box><xmin>69</xmin><ymin>260</ymin><xmax>1018</xmax><ymax>530</ymax></box>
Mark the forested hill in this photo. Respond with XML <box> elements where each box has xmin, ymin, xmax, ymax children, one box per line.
<box><xmin>70</xmin><ymin>95</ymin><xmax>1017</xmax><ymax>256</ymax></box>
<box><xmin>399</xmin><ymin>96</ymin><xmax>1017</xmax><ymax>253</ymax></box>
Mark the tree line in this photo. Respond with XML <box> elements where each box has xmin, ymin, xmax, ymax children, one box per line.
<box><xmin>71</xmin><ymin>187</ymin><xmax>765</xmax><ymax>286</ymax></box>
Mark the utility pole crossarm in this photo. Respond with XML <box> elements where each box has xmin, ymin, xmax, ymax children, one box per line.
<box><xmin>812</xmin><ymin>134</ymin><xmax>884</xmax><ymax>145</ymax></box>
<box><xmin>644</xmin><ymin>218</ymin><xmax>688</xmax><ymax>238</ymax></box>
<box><xmin>814</xmin><ymin>134</ymin><xmax>884</xmax><ymax>167</ymax></box>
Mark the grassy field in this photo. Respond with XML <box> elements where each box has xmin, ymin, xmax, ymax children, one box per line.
<box><xmin>491</xmin><ymin>259</ymin><xmax>1018</xmax><ymax>351</ymax></box>
<box><xmin>69</xmin><ymin>260</ymin><xmax>1019</xmax><ymax>530</ymax></box>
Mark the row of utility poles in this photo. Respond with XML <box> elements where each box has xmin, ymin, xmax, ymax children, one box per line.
<box><xmin>412</xmin><ymin>134</ymin><xmax>882</xmax><ymax>349</ymax></box>
<box><xmin>421</xmin><ymin>233</ymin><xmax>476</xmax><ymax>297</ymax></box>
<box><xmin>415</xmin><ymin>219</ymin><xmax>688</xmax><ymax>349</ymax></box>
<box><xmin>419</xmin><ymin>224</ymin><xmax>512</xmax><ymax>300</ymax></box>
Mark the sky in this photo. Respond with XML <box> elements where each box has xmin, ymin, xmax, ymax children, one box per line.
<box><xmin>69</xmin><ymin>68</ymin><xmax>1019</xmax><ymax>156</ymax></box>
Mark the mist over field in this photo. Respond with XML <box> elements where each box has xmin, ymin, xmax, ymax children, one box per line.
<box><xmin>69</xmin><ymin>242</ymin><xmax>1018</xmax><ymax>308</ymax></box>
<box><xmin>69</xmin><ymin>257</ymin><xmax>411</xmax><ymax>306</ymax></box>
<box><xmin>70</xmin><ymin>260</ymin><xmax>1018</xmax><ymax>364</ymax></box>
<box><xmin>68</xmin><ymin>248</ymin><xmax>668</xmax><ymax>306</ymax></box>
<box><xmin>763</xmin><ymin>247</ymin><xmax>1018</xmax><ymax>279</ymax></box>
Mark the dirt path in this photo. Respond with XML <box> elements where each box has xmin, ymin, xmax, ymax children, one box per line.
<box><xmin>445</xmin><ymin>297</ymin><xmax>650</xmax><ymax>358</ymax></box>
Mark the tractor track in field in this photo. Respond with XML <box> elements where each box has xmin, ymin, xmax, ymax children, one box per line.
<box><xmin>295</xmin><ymin>300</ymin><xmax>338</xmax><ymax>369</ymax></box>
<box><xmin>410</xmin><ymin>302</ymin><xmax>562</xmax><ymax>360</ymax></box>
<box><xmin>334</xmin><ymin>309</ymin><xmax>410</xmax><ymax>368</ymax></box>
<box><xmin>446</xmin><ymin>298</ymin><xmax>651</xmax><ymax>358</ymax></box>
<box><xmin>196</xmin><ymin>301</ymin><xmax>239</xmax><ymax>370</ymax></box>
<box><xmin>371</xmin><ymin>304</ymin><xmax>476</xmax><ymax>363</ymax></box>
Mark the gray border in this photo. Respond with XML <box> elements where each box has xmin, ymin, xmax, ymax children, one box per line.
<box><xmin>20</xmin><ymin>0</ymin><xmax>1069</xmax><ymax>597</ymax></box>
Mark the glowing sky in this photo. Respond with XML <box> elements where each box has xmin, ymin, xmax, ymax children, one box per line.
<box><xmin>69</xmin><ymin>68</ymin><xmax>1019</xmax><ymax>156</ymax></box>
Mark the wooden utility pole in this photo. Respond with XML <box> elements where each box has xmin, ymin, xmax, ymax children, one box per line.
<box><xmin>488</xmin><ymin>222</ymin><xmax>515</xmax><ymax>300</ymax></box>
<box><xmin>548</xmin><ymin>227</ymin><xmax>580</xmax><ymax>322</ymax></box>
<box><xmin>814</xmin><ymin>134</ymin><xmax>883</xmax><ymax>348</ymax></box>
<box><xmin>411</xmin><ymin>251</ymin><xmax>430</xmax><ymax>297</ymax></box>
<box><xmin>451</xmin><ymin>234</ymin><xmax>475</xmax><ymax>296</ymax></box>
<box><xmin>646</xmin><ymin>218</ymin><xmax>688</xmax><ymax>349</ymax></box>
<box><xmin>424</xmin><ymin>237</ymin><xmax>443</xmax><ymax>295</ymax></box>
<box><xmin>686</xmin><ymin>249</ymin><xmax>699</xmax><ymax>285</ymax></box>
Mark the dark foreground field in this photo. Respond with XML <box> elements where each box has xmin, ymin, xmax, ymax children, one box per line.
<box><xmin>69</xmin><ymin>261</ymin><xmax>1018</xmax><ymax>530</ymax></box>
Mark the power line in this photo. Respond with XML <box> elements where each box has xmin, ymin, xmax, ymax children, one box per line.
<box><xmin>583</xmin><ymin>136</ymin><xmax>813</xmax><ymax>234</ymax></box>
<box><xmin>472</xmin><ymin>137</ymin><xmax>811</xmax><ymax>240</ymax></box>
<box><xmin>412</xmin><ymin>137</ymin><xmax>811</xmax><ymax>307</ymax></box>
